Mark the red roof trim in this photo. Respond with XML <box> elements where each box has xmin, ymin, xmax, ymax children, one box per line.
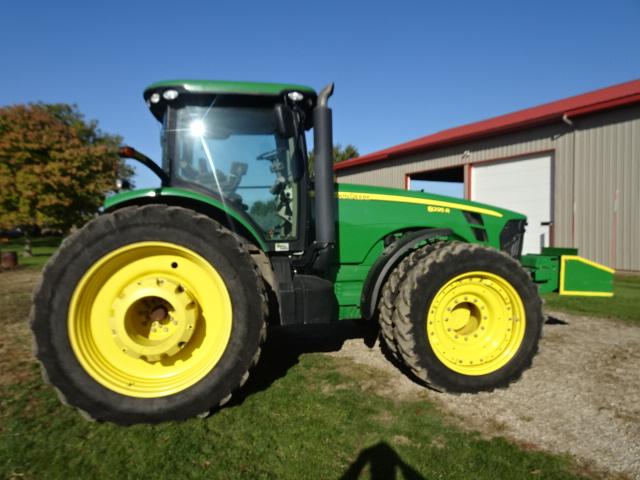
<box><xmin>335</xmin><ymin>79</ymin><xmax>640</xmax><ymax>172</ymax></box>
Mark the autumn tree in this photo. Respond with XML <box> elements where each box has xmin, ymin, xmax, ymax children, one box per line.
<box><xmin>0</xmin><ymin>103</ymin><xmax>132</xmax><ymax>254</ymax></box>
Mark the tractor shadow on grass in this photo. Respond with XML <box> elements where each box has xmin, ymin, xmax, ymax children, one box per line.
<box><xmin>228</xmin><ymin>320</ymin><xmax>378</xmax><ymax>407</ymax></box>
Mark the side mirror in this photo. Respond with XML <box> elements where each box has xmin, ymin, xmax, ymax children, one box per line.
<box><xmin>274</xmin><ymin>104</ymin><xmax>295</xmax><ymax>138</ymax></box>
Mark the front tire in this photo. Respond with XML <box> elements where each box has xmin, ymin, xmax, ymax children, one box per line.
<box><xmin>31</xmin><ymin>205</ymin><xmax>267</xmax><ymax>424</ymax></box>
<box><xmin>378</xmin><ymin>243</ymin><xmax>440</xmax><ymax>361</ymax></box>
<box><xmin>393</xmin><ymin>243</ymin><xmax>543</xmax><ymax>392</ymax></box>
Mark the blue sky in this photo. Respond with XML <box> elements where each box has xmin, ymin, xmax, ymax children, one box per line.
<box><xmin>1</xmin><ymin>0</ymin><xmax>638</xmax><ymax>189</ymax></box>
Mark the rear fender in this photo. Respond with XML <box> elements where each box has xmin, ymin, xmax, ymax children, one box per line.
<box><xmin>104</xmin><ymin>189</ymin><xmax>267</xmax><ymax>252</ymax></box>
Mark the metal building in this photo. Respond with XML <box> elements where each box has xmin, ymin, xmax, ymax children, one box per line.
<box><xmin>335</xmin><ymin>80</ymin><xmax>640</xmax><ymax>271</ymax></box>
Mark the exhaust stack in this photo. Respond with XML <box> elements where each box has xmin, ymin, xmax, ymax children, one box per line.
<box><xmin>313</xmin><ymin>83</ymin><xmax>335</xmax><ymax>249</ymax></box>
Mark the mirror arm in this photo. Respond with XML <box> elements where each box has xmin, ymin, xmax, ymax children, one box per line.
<box><xmin>119</xmin><ymin>146</ymin><xmax>170</xmax><ymax>187</ymax></box>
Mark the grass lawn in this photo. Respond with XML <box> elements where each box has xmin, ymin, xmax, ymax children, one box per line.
<box><xmin>543</xmin><ymin>274</ymin><xmax>640</xmax><ymax>324</ymax></box>
<box><xmin>0</xmin><ymin>236</ymin><xmax>61</xmax><ymax>268</ymax></box>
<box><xmin>0</xmin><ymin>268</ymin><xmax>587</xmax><ymax>480</ymax></box>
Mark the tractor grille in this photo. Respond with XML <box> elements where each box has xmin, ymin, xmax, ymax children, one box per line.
<box><xmin>500</xmin><ymin>219</ymin><xmax>526</xmax><ymax>259</ymax></box>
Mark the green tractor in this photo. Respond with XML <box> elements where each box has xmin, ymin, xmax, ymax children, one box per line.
<box><xmin>31</xmin><ymin>80</ymin><xmax>611</xmax><ymax>424</ymax></box>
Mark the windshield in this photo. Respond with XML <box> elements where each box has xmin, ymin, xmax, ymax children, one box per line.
<box><xmin>166</xmin><ymin>103</ymin><xmax>300</xmax><ymax>241</ymax></box>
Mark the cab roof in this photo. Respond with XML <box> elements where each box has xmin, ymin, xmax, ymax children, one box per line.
<box><xmin>143</xmin><ymin>79</ymin><xmax>317</xmax><ymax>121</ymax></box>
<box><xmin>145</xmin><ymin>79</ymin><xmax>315</xmax><ymax>97</ymax></box>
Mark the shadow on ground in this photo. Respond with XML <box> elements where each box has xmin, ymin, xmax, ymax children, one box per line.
<box><xmin>229</xmin><ymin>320</ymin><xmax>377</xmax><ymax>406</ymax></box>
<box><xmin>231</xmin><ymin>313</ymin><xmax>569</xmax><ymax>408</ymax></box>
<box><xmin>545</xmin><ymin>315</ymin><xmax>569</xmax><ymax>325</ymax></box>
<box><xmin>340</xmin><ymin>442</ymin><xmax>426</xmax><ymax>480</ymax></box>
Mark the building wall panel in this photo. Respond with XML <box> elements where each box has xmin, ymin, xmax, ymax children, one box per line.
<box><xmin>573</xmin><ymin>105</ymin><xmax>640</xmax><ymax>270</ymax></box>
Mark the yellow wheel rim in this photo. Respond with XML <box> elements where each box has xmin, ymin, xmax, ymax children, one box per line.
<box><xmin>68</xmin><ymin>242</ymin><xmax>232</xmax><ymax>398</ymax></box>
<box><xmin>426</xmin><ymin>271</ymin><xmax>526</xmax><ymax>376</ymax></box>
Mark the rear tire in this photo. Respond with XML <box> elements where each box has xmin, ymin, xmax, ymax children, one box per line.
<box><xmin>31</xmin><ymin>205</ymin><xmax>267</xmax><ymax>424</ymax></box>
<box><xmin>393</xmin><ymin>243</ymin><xmax>543</xmax><ymax>392</ymax></box>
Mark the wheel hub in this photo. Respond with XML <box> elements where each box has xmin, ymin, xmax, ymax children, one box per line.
<box><xmin>427</xmin><ymin>272</ymin><xmax>526</xmax><ymax>375</ymax></box>
<box><xmin>110</xmin><ymin>277</ymin><xmax>199</xmax><ymax>361</ymax></box>
<box><xmin>447</xmin><ymin>298</ymin><xmax>482</xmax><ymax>334</ymax></box>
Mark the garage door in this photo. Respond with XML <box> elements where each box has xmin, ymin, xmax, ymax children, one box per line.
<box><xmin>470</xmin><ymin>155</ymin><xmax>552</xmax><ymax>254</ymax></box>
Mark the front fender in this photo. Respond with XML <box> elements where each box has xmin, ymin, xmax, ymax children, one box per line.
<box><xmin>360</xmin><ymin>228</ymin><xmax>452</xmax><ymax>320</ymax></box>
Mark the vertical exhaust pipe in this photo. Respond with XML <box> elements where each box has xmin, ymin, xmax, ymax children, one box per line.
<box><xmin>311</xmin><ymin>83</ymin><xmax>335</xmax><ymax>273</ymax></box>
<box><xmin>313</xmin><ymin>83</ymin><xmax>335</xmax><ymax>251</ymax></box>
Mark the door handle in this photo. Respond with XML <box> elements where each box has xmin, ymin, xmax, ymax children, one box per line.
<box><xmin>540</xmin><ymin>221</ymin><xmax>553</xmax><ymax>226</ymax></box>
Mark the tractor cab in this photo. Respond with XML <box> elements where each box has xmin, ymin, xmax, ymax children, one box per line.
<box><xmin>139</xmin><ymin>81</ymin><xmax>322</xmax><ymax>252</ymax></box>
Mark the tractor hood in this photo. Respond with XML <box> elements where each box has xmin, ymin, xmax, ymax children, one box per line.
<box><xmin>335</xmin><ymin>183</ymin><xmax>527</xmax><ymax>264</ymax></box>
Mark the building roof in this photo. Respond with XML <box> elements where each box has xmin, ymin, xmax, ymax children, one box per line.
<box><xmin>335</xmin><ymin>78</ymin><xmax>640</xmax><ymax>172</ymax></box>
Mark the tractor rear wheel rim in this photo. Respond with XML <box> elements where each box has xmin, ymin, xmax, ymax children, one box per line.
<box><xmin>68</xmin><ymin>242</ymin><xmax>232</xmax><ymax>398</ymax></box>
<box><xmin>426</xmin><ymin>271</ymin><xmax>526</xmax><ymax>375</ymax></box>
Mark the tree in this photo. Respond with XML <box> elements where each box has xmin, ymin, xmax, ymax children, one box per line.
<box><xmin>0</xmin><ymin>103</ymin><xmax>132</xmax><ymax>255</ymax></box>
<box><xmin>307</xmin><ymin>143</ymin><xmax>359</xmax><ymax>175</ymax></box>
<box><xmin>332</xmin><ymin>144</ymin><xmax>359</xmax><ymax>163</ymax></box>
<box><xmin>249</xmin><ymin>198</ymin><xmax>278</xmax><ymax>218</ymax></box>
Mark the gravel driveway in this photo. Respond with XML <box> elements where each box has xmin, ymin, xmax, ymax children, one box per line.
<box><xmin>329</xmin><ymin>312</ymin><xmax>640</xmax><ymax>479</ymax></box>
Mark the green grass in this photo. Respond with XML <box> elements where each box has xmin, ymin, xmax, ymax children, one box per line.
<box><xmin>0</xmin><ymin>236</ymin><xmax>61</xmax><ymax>268</ymax></box>
<box><xmin>543</xmin><ymin>274</ymin><xmax>640</xmax><ymax>324</ymax></box>
<box><xmin>0</xmin><ymin>361</ymin><xmax>585</xmax><ymax>480</ymax></box>
<box><xmin>0</xmin><ymin>269</ymin><xmax>587</xmax><ymax>480</ymax></box>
